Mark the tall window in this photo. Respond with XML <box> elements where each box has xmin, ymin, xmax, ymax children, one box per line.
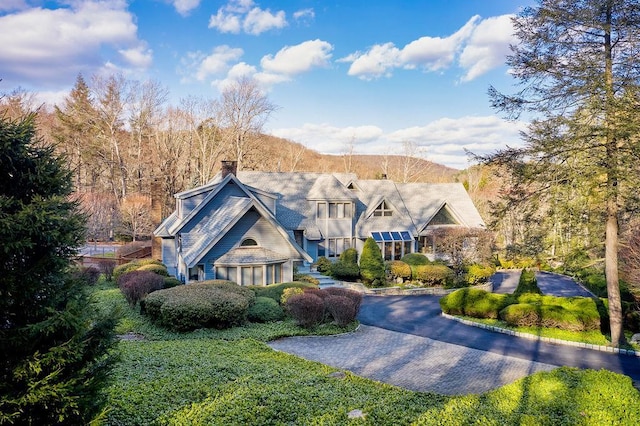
<box><xmin>317</xmin><ymin>202</ymin><xmax>327</xmax><ymax>219</ymax></box>
<box><xmin>373</xmin><ymin>201</ymin><xmax>393</xmax><ymax>217</ymax></box>
<box><xmin>327</xmin><ymin>202</ymin><xmax>352</xmax><ymax>218</ymax></box>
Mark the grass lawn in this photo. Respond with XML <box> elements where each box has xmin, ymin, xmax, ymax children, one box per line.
<box><xmin>92</xmin><ymin>281</ymin><xmax>640</xmax><ymax>425</ymax></box>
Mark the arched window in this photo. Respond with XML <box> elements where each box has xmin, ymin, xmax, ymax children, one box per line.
<box><xmin>240</xmin><ymin>238</ymin><xmax>258</xmax><ymax>247</ymax></box>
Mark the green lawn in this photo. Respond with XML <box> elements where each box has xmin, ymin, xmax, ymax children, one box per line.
<box><xmin>93</xmin><ymin>281</ymin><xmax>640</xmax><ymax>425</ymax></box>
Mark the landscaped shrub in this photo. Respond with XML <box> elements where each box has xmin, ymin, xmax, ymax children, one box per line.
<box><xmin>465</xmin><ymin>263</ymin><xmax>495</xmax><ymax>285</ymax></box>
<box><xmin>339</xmin><ymin>248</ymin><xmax>358</xmax><ymax>265</ymax></box>
<box><xmin>303</xmin><ymin>287</ymin><xmax>330</xmax><ymax>299</ymax></box>
<box><xmin>324</xmin><ymin>295</ymin><xmax>356</xmax><ymax>326</ymax></box>
<box><xmin>142</xmin><ymin>282</ymin><xmax>254</xmax><ymax>331</ymax></box>
<box><xmin>401</xmin><ymin>253</ymin><xmax>430</xmax><ymax>266</ymax></box>
<box><xmin>330</xmin><ymin>261</ymin><xmax>360</xmax><ymax>280</ymax></box>
<box><xmin>514</xmin><ymin>268</ymin><xmax>542</xmax><ymax>296</ymax></box>
<box><xmin>250</xmin><ymin>282</ymin><xmax>317</xmax><ymax>304</ymax></box>
<box><xmin>314</xmin><ymin>256</ymin><xmax>332</xmax><ymax>274</ymax></box>
<box><xmin>118</xmin><ymin>270</ymin><xmax>165</xmax><ymax>307</ymax></box>
<box><xmin>412</xmin><ymin>264</ymin><xmax>455</xmax><ymax>287</ymax></box>
<box><xmin>386</xmin><ymin>260</ymin><xmax>412</xmax><ymax>282</ymax></box>
<box><xmin>286</xmin><ymin>293</ymin><xmax>325</xmax><ymax>328</ymax></box>
<box><xmin>440</xmin><ymin>288</ymin><xmax>512</xmax><ymax>319</ymax></box>
<box><xmin>360</xmin><ymin>237</ymin><xmax>385</xmax><ymax>287</ymax></box>
<box><xmin>113</xmin><ymin>261</ymin><xmax>142</xmax><ymax>281</ymax></box>
<box><xmin>294</xmin><ymin>274</ymin><xmax>320</xmax><ymax>285</ymax></box>
<box><xmin>323</xmin><ymin>287</ymin><xmax>363</xmax><ymax>314</ymax></box>
<box><xmin>136</xmin><ymin>263</ymin><xmax>169</xmax><ymax>276</ymax></box>
<box><xmin>73</xmin><ymin>265</ymin><xmax>101</xmax><ymax>286</ymax></box>
<box><xmin>500</xmin><ymin>302</ymin><xmax>600</xmax><ymax>332</ymax></box>
<box><xmin>98</xmin><ymin>258</ymin><xmax>116</xmax><ymax>281</ymax></box>
<box><xmin>281</xmin><ymin>287</ymin><xmax>304</xmax><ymax>305</ymax></box>
<box><xmin>163</xmin><ymin>277</ymin><xmax>181</xmax><ymax>288</ymax></box>
<box><xmin>247</xmin><ymin>297</ymin><xmax>285</xmax><ymax>322</ymax></box>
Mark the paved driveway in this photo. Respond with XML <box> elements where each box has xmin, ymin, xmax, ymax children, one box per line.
<box><xmin>269</xmin><ymin>273</ymin><xmax>640</xmax><ymax>395</ymax></box>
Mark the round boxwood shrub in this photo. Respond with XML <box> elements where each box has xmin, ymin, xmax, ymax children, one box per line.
<box><xmin>141</xmin><ymin>281</ymin><xmax>254</xmax><ymax>331</ymax></box>
<box><xmin>401</xmin><ymin>253</ymin><xmax>430</xmax><ymax>266</ymax></box>
<box><xmin>163</xmin><ymin>277</ymin><xmax>182</xmax><ymax>288</ymax></box>
<box><xmin>339</xmin><ymin>248</ymin><xmax>358</xmax><ymax>265</ymax></box>
<box><xmin>412</xmin><ymin>264</ymin><xmax>455</xmax><ymax>286</ymax></box>
<box><xmin>137</xmin><ymin>263</ymin><xmax>169</xmax><ymax>276</ymax></box>
<box><xmin>386</xmin><ymin>260</ymin><xmax>412</xmax><ymax>282</ymax></box>
<box><xmin>113</xmin><ymin>261</ymin><xmax>142</xmax><ymax>281</ymax></box>
<box><xmin>247</xmin><ymin>297</ymin><xmax>285</xmax><ymax>322</ymax></box>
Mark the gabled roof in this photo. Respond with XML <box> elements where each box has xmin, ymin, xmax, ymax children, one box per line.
<box><xmin>181</xmin><ymin>196</ymin><xmax>253</xmax><ymax>266</ymax></box>
<box><xmin>306</xmin><ymin>174</ymin><xmax>357</xmax><ymax>201</ymax></box>
<box><xmin>395</xmin><ymin>182</ymin><xmax>485</xmax><ymax>233</ymax></box>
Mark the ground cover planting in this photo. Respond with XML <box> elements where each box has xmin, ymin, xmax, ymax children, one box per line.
<box><xmin>91</xmin><ymin>279</ymin><xmax>640</xmax><ymax>425</ymax></box>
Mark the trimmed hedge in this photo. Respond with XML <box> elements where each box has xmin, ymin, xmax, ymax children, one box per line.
<box><xmin>412</xmin><ymin>264</ymin><xmax>455</xmax><ymax>287</ymax></box>
<box><xmin>330</xmin><ymin>261</ymin><xmax>360</xmax><ymax>280</ymax></box>
<box><xmin>142</xmin><ymin>281</ymin><xmax>255</xmax><ymax>331</ymax></box>
<box><xmin>324</xmin><ymin>295</ymin><xmax>356</xmax><ymax>326</ymax></box>
<box><xmin>314</xmin><ymin>256</ymin><xmax>332</xmax><ymax>274</ymax></box>
<box><xmin>136</xmin><ymin>263</ymin><xmax>169</xmax><ymax>276</ymax></box>
<box><xmin>401</xmin><ymin>253</ymin><xmax>430</xmax><ymax>266</ymax></box>
<box><xmin>250</xmin><ymin>282</ymin><xmax>317</xmax><ymax>304</ymax></box>
<box><xmin>440</xmin><ymin>288</ymin><xmax>512</xmax><ymax>319</ymax></box>
<box><xmin>500</xmin><ymin>294</ymin><xmax>601</xmax><ymax>331</ymax></box>
<box><xmin>247</xmin><ymin>297</ymin><xmax>285</xmax><ymax>322</ymax></box>
<box><xmin>163</xmin><ymin>277</ymin><xmax>182</xmax><ymax>288</ymax></box>
<box><xmin>465</xmin><ymin>264</ymin><xmax>495</xmax><ymax>285</ymax></box>
<box><xmin>386</xmin><ymin>260</ymin><xmax>412</xmax><ymax>281</ymax></box>
<box><xmin>113</xmin><ymin>259</ymin><xmax>168</xmax><ymax>281</ymax></box>
<box><xmin>323</xmin><ymin>287</ymin><xmax>363</xmax><ymax>314</ymax></box>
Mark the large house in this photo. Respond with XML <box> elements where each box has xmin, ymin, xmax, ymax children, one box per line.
<box><xmin>154</xmin><ymin>161</ymin><xmax>485</xmax><ymax>285</ymax></box>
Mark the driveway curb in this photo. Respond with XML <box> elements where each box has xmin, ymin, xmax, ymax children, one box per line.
<box><xmin>442</xmin><ymin>313</ymin><xmax>640</xmax><ymax>357</ymax></box>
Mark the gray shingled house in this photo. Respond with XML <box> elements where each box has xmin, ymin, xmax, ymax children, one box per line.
<box><xmin>154</xmin><ymin>161</ymin><xmax>485</xmax><ymax>285</ymax></box>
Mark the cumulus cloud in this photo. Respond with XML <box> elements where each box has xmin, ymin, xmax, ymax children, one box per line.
<box><xmin>185</xmin><ymin>45</ymin><xmax>245</xmax><ymax>82</ymax></box>
<box><xmin>208</xmin><ymin>0</ymin><xmax>287</xmax><ymax>35</ymax></box>
<box><xmin>270</xmin><ymin>116</ymin><xmax>525</xmax><ymax>169</ymax></box>
<box><xmin>0</xmin><ymin>0</ymin><xmax>28</xmax><ymax>12</ymax></box>
<box><xmin>458</xmin><ymin>14</ymin><xmax>516</xmax><ymax>82</ymax></box>
<box><xmin>261</xmin><ymin>40</ymin><xmax>332</xmax><ymax>75</ymax></box>
<box><xmin>341</xmin><ymin>14</ymin><xmax>514</xmax><ymax>82</ymax></box>
<box><xmin>0</xmin><ymin>1</ymin><xmax>149</xmax><ymax>87</ymax></box>
<box><xmin>171</xmin><ymin>0</ymin><xmax>200</xmax><ymax>16</ymax></box>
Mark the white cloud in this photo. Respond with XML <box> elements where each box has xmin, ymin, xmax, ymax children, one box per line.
<box><xmin>171</xmin><ymin>0</ymin><xmax>200</xmax><ymax>16</ymax></box>
<box><xmin>0</xmin><ymin>0</ymin><xmax>28</xmax><ymax>12</ymax></box>
<box><xmin>293</xmin><ymin>8</ymin><xmax>314</xmax><ymax>21</ymax></box>
<box><xmin>342</xmin><ymin>43</ymin><xmax>401</xmax><ymax>80</ymax></box>
<box><xmin>208</xmin><ymin>0</ymin><xmax>287</xmax><ymax>35</ymax></box>
<box><xmin>271</xmin><ymin>115</ymin><xmax>525</xmax><ymax>169</ymax></box>
<box><xmin>188</xmin><ymin>45</ymin><xmax>244</xmax><ymax>81</ymax></box>
<box><xmin>342</xmin><ymin>14</ymin><xmax>513</xmax><ymax>82</ymax></box>
<box><xmin>119</xmin><ymin>43</ymin><xmax>153</xmax><ymax>69</ymax></box>
<box><xmin>0</xmin><ymin>1</ymin><xmax>148</xmax><ymax>87</ymax></box>
<box><xmin>243</xmin><ymin>7</ymin><xmax>286</xmax><ymax>35</ymax></box>
<box><xmin>261</xmin><ymin>40</ymin><xmax>333</xmax><ymax>75</ymax></box>
<box><xmin>458</xmin><ymin>14</ymin><xmax>516</xmax><ymax>82</ymax></box>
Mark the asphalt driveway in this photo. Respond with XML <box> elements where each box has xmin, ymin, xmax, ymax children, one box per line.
<box><xmin>269</xmin><ymin>272</ymin><xmax>640</xmax><ymax>394</ymax></box>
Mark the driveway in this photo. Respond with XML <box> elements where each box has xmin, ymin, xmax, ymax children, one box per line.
<box><xmin>269</xmin><ymin>273</ymin><xmax>640</xmax><ymax>395</ymax></box>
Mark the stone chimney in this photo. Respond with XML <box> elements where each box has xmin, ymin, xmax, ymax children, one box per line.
<box><xmin>150</xmin><ymin>178</ymin><xmax>163</xmax><ymax>261</ymax></box>
<box><xmin>221</xmin><ymin>160</ymin><xmax>237</xmax><ymax>178</ymax></box>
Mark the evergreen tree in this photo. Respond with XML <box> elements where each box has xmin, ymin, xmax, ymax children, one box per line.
<box><xmin>359</xmin><ymin>237</ymin><xmax>385</xmax><ymax>287</ymax></box>
<box><xmin>481</xmin><ymin>0</ymin><xmax>640</xmax><ymax>346</ymax></box>
<box><xmin>0</xmin><ymin>113</ymin><xmax>117</xmax><ymax>424</ymax></box>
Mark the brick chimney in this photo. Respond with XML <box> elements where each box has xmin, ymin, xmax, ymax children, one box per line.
<box><xmin>221</xmin><ymin>160</ymin><xmax>237</xmax><ymax>178</ymax></box>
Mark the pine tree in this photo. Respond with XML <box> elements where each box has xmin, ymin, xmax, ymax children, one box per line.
<box><xmin>360</xmin><ymin>237</ymin><xmax>385</xmax><ymax>287</ymax></box>
<box><xmin>0</xmin><ymin>113</ymin><xmax>116</xmax><ymax>424</ymax></box>
<box><xmin>481</xmin><ymin>0</ymin><xmax>640</xmax><ymax>346</ymax></box>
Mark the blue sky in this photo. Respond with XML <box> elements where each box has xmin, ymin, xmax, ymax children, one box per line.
<box><xmin>0</xmin><ymin>0</ymin><xmax>532</xmax><ymax>169</ymax></box>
